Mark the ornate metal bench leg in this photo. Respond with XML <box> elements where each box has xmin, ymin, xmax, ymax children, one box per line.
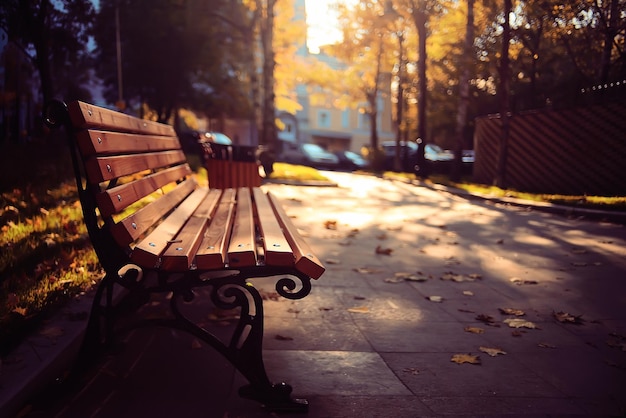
<box><xmin>210</xmin><ymin>279</ymin><xmax>309</xmax><ymax>412</ymax></box>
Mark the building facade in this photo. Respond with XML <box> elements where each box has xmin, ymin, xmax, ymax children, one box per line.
<box><xmin>277</xmin><ymin>0</ymin><xmax>395</xmax><ymax>155</ymax></box>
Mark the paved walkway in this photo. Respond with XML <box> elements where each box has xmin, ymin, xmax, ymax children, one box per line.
<box><xmin>2</xmin><ymin>172</ymin><xmax>626</xmax><ymax>417</ymax></box>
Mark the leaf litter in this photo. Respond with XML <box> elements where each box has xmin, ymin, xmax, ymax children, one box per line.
<box><xmin>479</xmin><ymin>346</ymin><xmax>507</xmax><ymax>357</ymax></box>
<box><xmin>451</xmin><ymin>353</ymin><xmax>481</xmax><ymax>365</ymax></box>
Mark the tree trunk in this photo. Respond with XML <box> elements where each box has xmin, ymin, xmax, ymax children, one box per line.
<box><xmin>414</xmin><ymin>9</ymin><xmax>428</xmax><ymax>179</ymax></box>
<box><xmin>451</xmin><ymin>0</ymin><xmax>474</xmax><ymax>182</ymax></box>
<box><xmin>495</xmin><ymin>0</ymin><xmax>512</xmax><ymax>188</ymax></box>
<box><xmin>259</xmin><ymin>0</ymin><xmax>276</xmax><ymax>151</ymax></box>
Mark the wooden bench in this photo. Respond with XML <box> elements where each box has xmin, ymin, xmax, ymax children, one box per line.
<box><xmin>43</xmin><ymin>100</ymin><xmax>325</xmax><ymax>412</ymax></box>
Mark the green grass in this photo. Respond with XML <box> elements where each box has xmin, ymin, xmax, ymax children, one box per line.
<box><xmin>384</xmin><ymin>172</ymin><xmax>626</xmax><ymax>211</ymax></box>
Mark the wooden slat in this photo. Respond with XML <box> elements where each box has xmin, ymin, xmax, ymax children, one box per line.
<box><xmin>68</xmin><ymin>101</ymin><xmax>175</xmax><ymax>136</ymax></box>
<box><xmin>96</xmin><ymin>165</ymin><xmax>192</xmax><ymax>217</ymax></box>
<box><xmin>160</xmin><ymin>216</ymin><xmax>207</xmax><ymax>271</ymax></box>
<box><xmin>252</xmin><ymin>188</ymin><xmax>294</xmax><ymax>266</ymax></box>
<box><xmin>196</xmin><ymin>189</ymin><xmax>236</xmax><ymax>270</ymax></box>
<box><xmin>77</xmin><ymin>130</ymin><xmax>181</xmax><ymax>157</ymax></box>
<box><xmin>131</xmin><ymin>188</ymin><xmax>209</xmax><ymax>268</ymax></box>
<box><xmin>227</xmin><ymin>188</ymin><xmax>256</xmax><ymax>267</ymax></box>
<box><xmin>160</xmin><ymin>189</ymin><xmax>223</xmax><ymax>271</ymax></box>
<box><xmin>85</xmin><ymin>150</ymin><xmax>186</xmax><ymax>183</ymax></box>
<box><xmin>267</xmin><ymin>193</ymin><xmax>325</xmax><ymax>279</ymax></box>
<box><xmin>110</xmin><ymin>179</ymin><xmax>197</xmax><ymax>246</ymax></box>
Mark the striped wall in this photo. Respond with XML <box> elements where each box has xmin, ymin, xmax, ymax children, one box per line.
<box><xmin>473</xmin><ymin>102</ymin><xmax>626</xmax><ymax>196</ymax></box>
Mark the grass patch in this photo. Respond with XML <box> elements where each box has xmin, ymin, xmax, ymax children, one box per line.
<box><xmin>269</xmin><ymin>162</ymin><xmax>332</xmax><ymax>182</ymax></box>
<box><xmin>384</xmin><ymin>171</ymin><xmax>626</xmax><ymax>211</ymax></box>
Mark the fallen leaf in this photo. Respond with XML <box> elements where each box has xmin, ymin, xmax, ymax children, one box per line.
<box><xmin>475</xmin><ymin>314</ymin><xmax>497</xmax><ymax>326</ymax></box>
<box><xmin>464</xmin><ymin>326</ymin><xmax>485</xmax><ymax>334</ymax></box>
<box><xmin>324</xmin><ymin>220</ymin><xmax>338</xmax><ymax>230</ymax></box>
<box><xmin>468</xmin><ymin>273</ymin><xmax>483</xmax><ymax>280</ymax></box>
<box><xmin>510</xmin><ymin>277</ymin><xmax>538</xmax><ymax>285</ymax></box>
<box><xmin>426</xmin><ymin>296</ymin><xmax>444</xmax><ymax>303</ymax></box>
<box><xmin>353</xmin><ymin>267</ymin><xmax>381</xmax><ymax>274</ymax></box>
<box><xmin>553</xmin><ymin>311</ymin><xmax>584</xmax><ymax>325</ymax></box>
<box><xmin>462</xmin><ymin>290</ymin><xmax>474</xmax><ymax>296</ymax></box>
<box><xmin>348</xmin><ymin>306</ymin><xmax>370</xmax><ymax>313</ymax></box>
<box><xmin>538</xmin><ymin>342</ymin><xmax>557</xmax><ymax>349</ymax></box>
<box><xmin>504</xmin><ymin>318</ymin><xmax>539</xmax><ymax>329</ymax></box>
<box><xmin>499</xmin><ymin>308</ymin><xmax>525</xmax><ymax>316</ymax></box>
<box><xmin>402</xmin><ymin>367</ymin><xmax>420</xmax><ymax>375</ymax></box>
<box><xmin>511</xmin><ymin>330</ymin><xmax>524</xmax><ymax>337</ymax></box>
<box><xmin>458</xmin><ymin>308</ymin><xmax>475</xmax><ymax>313</ymax></box>
<box><xmin>375</xmin><ymin>245</ymin><xmax>393</xmax><ymax>255</ymax></box>
<box><xmin>325</xmin><ymin>258</ymin><xmax>341</xmax><ymax>265</ymax></box>
<box><xmin>479</xmin><ymin>346</ymin><xmax>507</xmax><ymax>357</ymax></box>
<box><xmin>384</xmin><ymin>277</ymin><xmax>405</xmax><ymax>283</ymax></box>
<box><xmin>275</xmin><ymin>334</ymin><xmax>294</xmax><ymax>341</ymax></box>
<box><xmin>451</xmin><ymin>353</ymin><xmax>481</xmax><ymax>365</ymax></box>
<box><xmin>346</xmin><ymin>229</ymin><xmax>360</xmax><ymax>238</ymax></box>
<box><xmin>404</xmin><ymin>274</ymin><xmax>428</xmax><ymax>282</ymax></box>
<box><xmin>571</xmin><ymin>248</ymin><xmax>587</xmax><ymax>254</ymax></box>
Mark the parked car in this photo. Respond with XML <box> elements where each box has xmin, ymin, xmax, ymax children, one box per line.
<box><xmin>334</xmin><ymin>150</ymin><xmax>368</xmax><ymax>171</ymax></box>
<box><xmin>381</xmin><ymin>141</ymin><xmax>473</xmax><ymax>173</ymax></box>
<box><xmin>278</xmin><ymin>143</ymin><xmax>340</xmax><ymax>168</ymax></box>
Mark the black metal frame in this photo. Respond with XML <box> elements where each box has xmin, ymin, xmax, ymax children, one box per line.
<box><xmin>44</xmin><ymin>101</ymin><xmax>313</xmax><ymax>412</ymax></box>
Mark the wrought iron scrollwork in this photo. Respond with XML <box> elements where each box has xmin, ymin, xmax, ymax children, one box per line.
<box><xmin>276</xmin><ymin>273</ymin><xmax>312</xmax><ymax>300</ymax></box>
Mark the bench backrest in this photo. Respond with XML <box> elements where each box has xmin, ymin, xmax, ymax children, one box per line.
<box><xmin>46</xmin><ymin>100</ymin><xmax>324</xmax><ymax>280</ymax></box>
<box><xmin>54</xmin><ymin>101</ymin><xmax>196</xmax><ymax>273</ymax></box>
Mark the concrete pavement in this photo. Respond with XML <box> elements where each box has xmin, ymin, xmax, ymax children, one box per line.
<box><xmin>2</xmin><ymin>172</ymin><xmax>626</xmax><ymax>417</ymax></box>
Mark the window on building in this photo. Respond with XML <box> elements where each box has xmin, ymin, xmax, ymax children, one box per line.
<box><xmin>317</xmin><ymin>110</ymin><xmax>331</xmax><ymax>128</ymax></box>
<box><xmin>341</xmin><ymin>110</ymin><xmax>350</xmax><ymax>128</ymax></box>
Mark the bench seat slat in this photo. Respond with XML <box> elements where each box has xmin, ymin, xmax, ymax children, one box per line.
<box><xmin>85</xmin><ymin>151</ymin><xmax>186</xmax><ymax>183</ymax></box>
<box><xmin>196</xmin><ymin>189</ymin><xmax>236</xmax><ymax>269</ymax></box>
<box><xmin>267</xmin><ymin>193</ymin><xmax>325</xmax><ymax>279</ymax></box>
<box><xmin>111</xmin><ymin>178</ymin><xmax>197</xmax><ymax>246</ymax></box>
<box><xmin>96</xmin><ymin>165</ymin><xmax>192</xmax><ymax>217</ymax></box>
<box><xmin>252</xmin><ymin>188</ymin><xmax>294</xmax><ymax>266</ymax></box>
<box><xmin>68</xmin><ymin>101</ymin><xmax>175</xmax><ymax>136</ymax></box>
<box><xmin>131</xmin><ymin>188</ymin><xmax>209</xmax><ymax>268</ymax></box>
<box><xmin>160</xmin><ymin>189</ymin><xmax>223</xmax><ymax>271</ymax></box>
<box><xmin>78</xmin><ymin>130</ymin><xmax>181</xmax><ymax>156</ymax></box>
<box><xmin>227</xmin><ymin>188</ymin><xmax>257</xmax><ymax>267</ymax></box>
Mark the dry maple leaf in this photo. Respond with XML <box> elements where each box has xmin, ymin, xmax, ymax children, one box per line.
<box><xmin>479</xmin><ymin>346</ymin><xmax>507</xmax><ymax>357</ymax></box>
<box><xmin>553</xmin><ymin>311</ymin><xmax>584</xmax><ymax>324</ymax></box>
<box><xmin>324</xmin><ymin>220</ymin><xmax>338</xmax><ymax>230</ymax></box>
<box><xmin>499</xmin><ymin>308</ymin><xmax>525</xmax><ymax>316</ymax></box>
<box><xmin>538</xmin><ymin>342</ymin><xmax>557</xmax><ymax>349</ymax></box>
<box><xmin>464</xmin><ymin>326</ymin><xmax>485</xmax><ymax>334</ymax></box>
<box><xmin>504</xmin><ymin>318</ymin><xmax>539</xmax><ymax>329</ymax></box>
<box><xmin>451</xmin><ymin>353</ymin><xmax>481</xmax><ymax>365</ymax></box>
<box><xmin>375</xmin><ymin>245</ymin><xmax>393</xmax><ymax>255</ymax></box>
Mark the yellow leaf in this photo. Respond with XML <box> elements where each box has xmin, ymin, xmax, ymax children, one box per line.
<box><xmin>479</xmin><ymin>346</ymin><xmax>507</xmax><ymax>357</ymax></box>
<box><xmin>499</xmin><ymin>308</ymin><xmax>525</xmax><ymax>316</ymax></box>
<box><xmin>324</xmin><ymin>220</ymin><xmax>338</xmax><ymax>230</ymax></box>
<box><xmin>451</xmin><ymin>353</ymin><xmax>481</xmax><ymax>365</ymax></box>
<box><xmin>553</xmin><ymin>311</ymin><xmax>584</xmax><ymax>324</ymax></box>
<box><xmin>348</xmin><ymin>306</ymin><xmax>370</xmax><ymax>314</ymax></box>
<box><xmin>426</xmin><ymin>296</ymin><xmax>444</xmax><ymax>303</ymax></box>
<box><xmin>504</xmin><ymin>318</ymin><xmax>539</xmax><ymax>329</ymax></box>
<box><xmin>464</xmin><ymin>326</ymin><xmax>485</xmax><ymax>334</ymax></box>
